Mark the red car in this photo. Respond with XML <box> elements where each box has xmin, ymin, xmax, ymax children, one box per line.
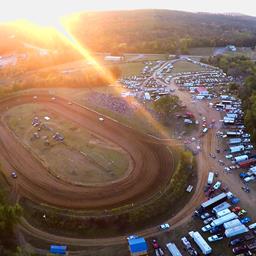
<box><xmin>232</xmin><ymin>206</ymin><xmax>241</xmax><ymax>213</ymax></box>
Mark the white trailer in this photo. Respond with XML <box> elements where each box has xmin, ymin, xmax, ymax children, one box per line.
<box><xmin>166</xmin><ymin>242</ymin><xmax>182</xmax><ymax>256</ymax></box>
<box><xmin>230</xmin><ymin>145</ymin><xmax>244</xmax><ymax>153</ymax></box>
<box><xmin>201</xmin><ymin>192</ymin><xmax>227</xmax><ymax>210</ymax></box>
<box><xmin>229</xmin><ymin>138</ymin><xmax>242</xmax><ymax>145</ymax></box>
<box><xmin>223</xmin><ymin>219</ymin><xmax>242</xmax><ymax>229</ymax></box>
<box><xmin>212</xmin><ymin>202</ymin><xmax>231</xmax><ymax>214</ymax></box>
<box><xmin>189</xmin><ymin>231</ymin><xmax>212</xmax><ymax>255</ymax></box>
<box><xmin>216</xmin><ymin>209</ymin><xmax>231</xmax><ymax>218</ymax></box>
<box><xmin>207</xmin><ymin>172</ymin><xmax>214</xmax><ymax>185</ymax></box>
<box><xmin>225</xmin><ymin>224</ymin><xmax>249</xmax><ymax>238</ymax></box>
<box><xmin>234</xmin><ymin>155</ymin><xmax>248</xmax><ymax>163</ymax></box>
<box><xmin>211</xmin><ymin>212</ymin><xmax>238</xmax><ymax>227</ymax></box>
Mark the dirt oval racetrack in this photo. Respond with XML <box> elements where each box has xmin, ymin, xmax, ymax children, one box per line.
<box><xmin>0</xmin><ymin>93</ymin><xmax>174</xmax><ymax>210</ymax></box>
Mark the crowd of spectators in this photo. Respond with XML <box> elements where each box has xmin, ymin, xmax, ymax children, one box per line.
<box><xmin>84</xmin><ymin>92</ymin><xmax>137</xmax><ymax>116</ymax></box>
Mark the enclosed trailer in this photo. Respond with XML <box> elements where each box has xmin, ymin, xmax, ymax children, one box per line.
<box><xmin>234</xmin><ymin>155</ymin><xmax>248</xmax><ymax>163</ymax></box>
<box><xmin>229</xmin><ymin>138</ymin><xmax>242</xmax><ymax>145</ymax></box>
<box><xmin>239</xmin><ymin>158</ymin><xmax>256</xmax><ymax>168</ymax></box>
<box><xmin>211</xmin><ymin>212</ymin><xmax>238</xmax><ymax>227</ymax></box>
<box><xmin>216</xmin><ymin>209</ymin><xmax>231</xmax><ymax>218</ymax></box>
<box><xmin>201</xmin><ymin>193</ymin><xmax>227</xmax><ymax>210</ymax></box>
<box><xmin>230</xmin><ymin>145</ymin><xmax>244</xmax><ymax>153</ymax></box>
<box><xmin>212</xmin><ymin>202</ymin><xmax>231</xmax><ymax>214</ymax></box>
<box><xmin>225</xmin><ymin>224</ymin><xmax>249</xmax><ymax>238</ymax></box>
<box><xmin>223</xmin><ymin>219</ymin><xmax>242</xmax><ymax>229</ymax></box>
<box><xmin>166</xmin><ymin>242</ymin><xmax>182</xmax><ymax>256</ymax></box>
<box><xmin>189</xmin><ymin>231</ymin><xmax>212</xmax><ymax>255</ymax></box>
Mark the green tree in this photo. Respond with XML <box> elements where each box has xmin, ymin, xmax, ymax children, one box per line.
<box><xmin>153</xmin><ymin>95</ymin><xmax>181</xmax><ymax>121</ymax></box>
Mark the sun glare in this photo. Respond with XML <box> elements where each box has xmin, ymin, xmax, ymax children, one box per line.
<box><xmin>1</xmin><ymin>0</ymin><xmax>172</xmax><ymax>140</ymax></box>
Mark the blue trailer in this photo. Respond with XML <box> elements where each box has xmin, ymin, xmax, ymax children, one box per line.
<box><xmin>50</xmin><ymin>245</ymin><xmax>67</xmax><ymax>255</ymax></box>
<box><xmin>128</xmin><ymin>237</ymin><xmax>148</xmax><ymax>255</ymax></box>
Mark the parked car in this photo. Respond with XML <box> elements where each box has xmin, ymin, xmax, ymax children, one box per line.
<box><xmin>98</xmin><ymin>117</ymin><xmax>104</xmax><ymax>122</ymax></box>
<box><xmin>200</xmin><ymin>212</ymin><xmax>211</xmax><ymax>220</ymax></box>
<box><xmin>238</xmin><ymin>209</ymin><xmax>247</xmax><ymax>216</ymax></box>
<box><xmin>152</xmin><ymin>239</ymin><xmax>160</xmax><ymax>249</ymax></box>
<box><xmin>127</xmin><ymin>235</ymin><xmax>138</xmax><ymax>240</ymax></box>
<box><xmin>249</xmin><ymin>223</ymin><xmax>256</xmax><ymax>230</ymax></box>
<box><xmin>232</xmin><ymin>245</ymin><xmax>248</xmax><ymax>254</ymax></box>
<box><xmin>208</xmin><ymin>234</ymin><xmax>223</xmax><ymax>242</ymax></box>
<box><xmin>229</xmin><ymin>237</ymin><xmax>245</xmax><ymax>246</ymax></box>
<box><xmin>232</xmin><ymin>206</ymin><xmax>242</xmax><ymax>213</ymax></box>
<box><xmin>241</xmin><ymin>217</ymin><xmax>252</xmax><ymax>224</ymax></box>
<box><xmin>244</xmin><ymin>176</ymin><xmax>255</xmax><ymax>183</ymax></box>
<box><xmin>204</xmin><ymin>217</ymin><xmax>215</xmax><ymax>225</ymax></box>
<box><xmin>213</xmin><ymin>181</ymin><xmax>222</xmax><ymax>190</ymax></box>
<box><xmin>202</xmin><ymin>224</ymin><xmax>212</xmax><ymax>232</ymax></box>
<box><xmin>242</xmin><ymin>186</ymin><xmax>250</xmax><ymax>193</ymax></box>
<box><xmin>244</xmin><ymin>233</ymin><xmax>255</xmax><ymax>241</ymax></box>
<box><xmin>231</xmin><ymin>197</ymin><xmax>240</xmax><ymax>205</ymax></box>
<box><xmin>209</xmin><ymin>226</ymin><xmax>222</xmax><ymax>234</ymax></box>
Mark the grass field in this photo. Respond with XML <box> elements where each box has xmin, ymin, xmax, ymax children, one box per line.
<box><xmin>189</xmin><ymin>47</ymin><xmax>215</xmax><ymax>56</ymax></box>
<box><xmin>5</xmin><ymin>104</ymin><xmax>130</xmax><ymax>185</ymax></box>
<box><xmin>112</xmin><ymin>62</ymin><xmax>145</xmax><ymax>76</ymax></box>
<box><xmin>224</xmin><ymin>47</ymin><xmax>256</xmax><ymax>59</ymax></box>
<box><xmin>171</xmin><ymin>60</ymin><xmax>208</xmax><ymax>74</ymax></box>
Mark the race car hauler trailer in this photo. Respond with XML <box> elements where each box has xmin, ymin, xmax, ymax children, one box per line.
<box><xmin>216</xmin><ymin>208</ymin><xmax>231</xmax><ymax>218</ymax></box>
<box><xmin>212</xmin><ymin>202</ymin><xmax>231</xmax><ymax>214</ymax></box>
<box><xmin>189</xmin><ymin>231</ymin><xmax>212</xmax><ymax>255</ymax></box>
<box><xmin>239</xmin><ymin>158</ymin><xmax>256</xmax><ymax>168</ymax></box>
<box><xmin>201</xmin><ymin>193</ymin><xmax>227</xmax><ymax>211</ymax></box>
<box><xmin>234</xmin><ymin>155</ymin><xmax>249</xmax><ymax>163</ymax></box>
<box><xmin>229</xmin><ymin>138</ymin><xmax>242</xmax><ymax>145</ymax></box>
<box><xmin>230</xmin><ymin>145</ymin><xmax>245</xmax><ymax>153</ymax></box>
<box><xmin>223</xmin><ymin>219</ymin><xmax>242</xmax><ymax>229</ymax></box>
<box><xmin>211</xmin><ymin>212</ymin><xmax>238</xmax><ymax>227</ymax></box>
<box><xmin>166</xmin><ymin>242</ymin><xmax>182</xmax><ymax>256</ymax></box>
<box><xmin>225</xmin><ymin>224</ymin><xmax>249</xmax><ymax>238</ymax></box>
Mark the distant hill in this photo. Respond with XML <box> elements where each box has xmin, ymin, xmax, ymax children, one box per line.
<box><xmin>1</xmin><ymin>9</ymin><xmax>256</xmax><ymax>55</ymax></box>
<box><xmin>69</xmin><ymin>9</ymin><xmax>256</xmax><ymax>54</ymax></box>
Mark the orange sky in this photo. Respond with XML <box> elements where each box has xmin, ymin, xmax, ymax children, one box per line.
<box><xmin>0</xmin><ymin>0</ymin><xmax>255</xmax><ymax>26</ymax></box>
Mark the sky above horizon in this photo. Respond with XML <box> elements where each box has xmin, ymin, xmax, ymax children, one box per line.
<box><xmin>1</xmin><ymin>0</ymin><xmax>256</xmax><ymax>25</ymax></box>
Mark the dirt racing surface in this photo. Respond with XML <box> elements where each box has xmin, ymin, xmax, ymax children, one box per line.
<box><xmin>0</xmin><ymin>93</ymin><xmax>174</xmax><ymax>209</ymax></box>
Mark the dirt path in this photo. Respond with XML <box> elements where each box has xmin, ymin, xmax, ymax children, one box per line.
<box><xmin>0</xmin><ymin>94</ymin><xmax>175</xmax><ymax>209</ymax></box>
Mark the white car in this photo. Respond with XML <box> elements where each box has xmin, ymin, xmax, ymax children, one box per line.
<box><xmin>208</xmin><ymin>234</ymin><xmax>223</xmax><ymax>242</ymax></box>
<box><xmin>99</xmin><ymin>117</ymin><xmax>104</xmax><ymax>122</ymax></box>
<box><xmin>225</xmin><ymin>155</ymin><xmax>233</xmax><ymax>159</ymax></box>
<box><xmin>51</xmin><ymin>97</ymin><xmax>56</xmax><ymax>100</ymax></box>
<box><xmin>203</xmin><ymin>217</ymin><xmax>215</xmax><ymax>225</ymax></box>
<box><xmin>200</xmin><ymin>212</ymin><xmax>210</xmax><ymax>220</ymax></box>
<box><xmin>160</xmin><ymin>223</ymin><xmax>170</xmax><ymax>230</ymax></box>
<box><xmin>244</xmin><ymin>176</ymin><xmax>255</xmax><ymax>183</ymax></box>
<box><xmin>127</xmin><ymin>235</ymin><xmax>138</xmax><ymax>240</ymax></box>
<box><xmin>249</xmin><ymin>222</ymin><xmax>256</xmax><ymax>230</ymax></box>
<box><xmin>213</xmin><ymin>181</ymin><xmax>222</xmax><ymax>190</ymax></box>
<box><xmin>202</xmin><ymin>224</ymin><xmax>212</xmax><ymax>232</ymax></box>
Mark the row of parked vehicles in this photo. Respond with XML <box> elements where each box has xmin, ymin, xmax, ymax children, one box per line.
<box><xmin>193</xmin><ymin>191</ymin><xmax>256</xmax><ymax>255</ymax></box>
<box><xmin>215</xmin><ymin>95</ymin><xmax>256</xmax><ymax>192</ymax></box>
